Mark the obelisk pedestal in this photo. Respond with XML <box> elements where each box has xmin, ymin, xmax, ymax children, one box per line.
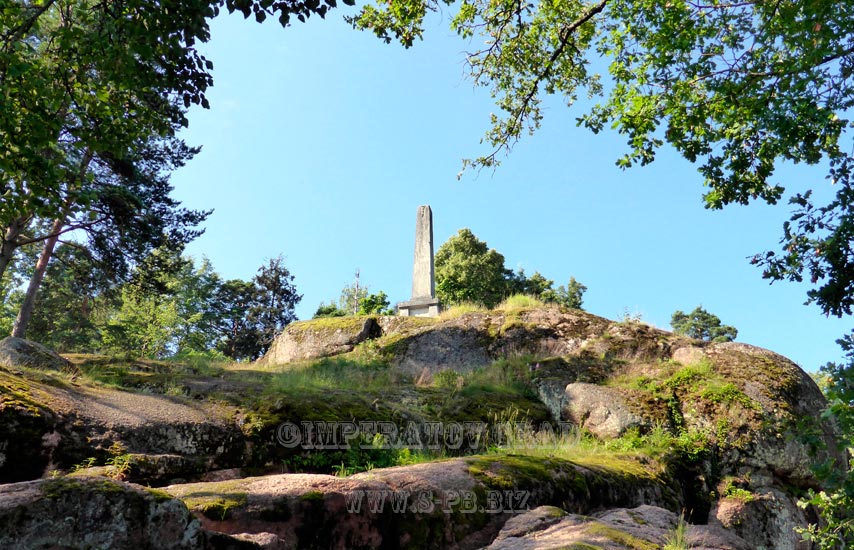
<box><xmin>398</xmin><ymin>205</ymin><xmax>441</xmax><ymax>317</ymax></box>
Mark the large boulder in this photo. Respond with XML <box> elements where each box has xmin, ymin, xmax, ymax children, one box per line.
<box><xmin>164</xmin><ymin>454</ymin><xmax>680</xmax><ymax>549</ymax></box>
<box><xmin>0</xmin><ymin>368</ymin><xmax>245</xmax><ymax>484</ymax></box>
<box><xmin>710</xmin><ymin>486</ymin><xmax>815</xmax><ymax>550</ymax></box>
<box><xmin>0</xmin><ymin>476</ymin><xmax>203</xmax><ymax>549</ymax></box>
<box><xmin>485</xmin><ymin>504</ymin><xmax>751</xmax><ymax>550</ymax></box>
<box><xmin>259</xmin><ymin>317</ymin><xmax>381</xmax><ymax>365</ymax></box>
<box><xmin>562</xmin><ymin>382</ymin><xmax>649</xmax><ymax>439</ymax></box>
<box><xmin>0</xmin><ymin>337</ymin><xmax>76</xmax><ymax>374</ymax></box>
<box><xmin>392</xmin><ymin>323</ymin><xmax>493</xmax><ymax>375</ymax></box>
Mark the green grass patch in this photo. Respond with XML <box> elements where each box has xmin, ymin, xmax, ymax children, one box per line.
<box><xmin>265</xmin><ymin>356</ymin><xmax>399</xmax><ymax>393</ymax></box>
<box><xmin>663</xmin><ymin>360</ymin><xmax>713</xmax><ymax>390</ymax></box>
<box><xmin>438</xmin><ymin>303</ymin><xmax>487</xmax><ymax>320</ymax></box>
<box><xmin>721</xmin><ymin>476</ymin><xmax>757</xmax><ymax>502</ymax></box>
<box><xmin>177</xmin><ymin>480</ymin><xmax>249</xmax><ymax>521</ymax></box>
<box><xmin>497</xmin><ymin>294</ymin><xmax>545</xmax><ymax>311</ymax></box>
<box><xmin>586</xmin><ymin>522</ymin><xmax>658</xmax><ymax>550</ymax></box>
<box><xmin>299</xmin><ymin>490</ymin><xmax>324</xmax><ymax>501</ymax></box>
<box><xmin>700</xmin><ymin>382</ymin><xmax>759</xmax><ymax>410</ymax></box>
<box><xmin>662</xmin><ymin>514</ymin><xmax>691</xmax><ymax>550</ymax></box>
<box><xmin>288</xmin><ymin>316</ymin><xmax>377</xmax><ymax>335</ymax></box>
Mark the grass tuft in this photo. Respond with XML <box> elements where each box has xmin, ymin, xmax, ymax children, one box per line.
<box><xmin>497</xmin><ymin>294</ymin><xmax>545</xmax><ymax>311</ymax></box>
<box><xmin>438</xmin><ymin>302</ymin><xmax>487</xmax><ymax>320</ymax></box>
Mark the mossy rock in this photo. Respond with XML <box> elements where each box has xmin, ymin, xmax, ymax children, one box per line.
<box><xmin>260</xmin><ymin>317</ymin><xmax>381</xmax><ymax>365</ymax></box>
<box><xmin>0</xmin><ymin>372</ymin><xmax>56</xmax><ymax>482</ymax></box>
<box><xmin>0</xmin><ymin>475</ymin><xmax>201</xmax><ymax>548</ymax></box>
<box><xmin>0</xmin><ymin>337</ymin><xmax>77</xmax><ymax>375</ymax></box>
<box><xmin>466</xmin><ymin>453</ymin><xmax>680</xmax><ymax>513</ymax></box>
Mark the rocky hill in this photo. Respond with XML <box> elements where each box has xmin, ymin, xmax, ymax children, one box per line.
<box><xmin>0</xmin><ymin>305</ymin><xmax>845</xmax><ymax>549</ymax></box>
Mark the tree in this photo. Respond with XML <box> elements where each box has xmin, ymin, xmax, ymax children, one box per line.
<box><xmin>542</xmin><ymin>277</ymin><xmax>587</xmax><ymax>310</ymax></box>
<box><xmin>435</xmin><ymin>228</ymin><xmax>511</xmax><ymax>308</ymax></box>
<box><xmin>508</xmin><ymin>269</ymin><xmax>553</xmax><ymax>297</ymax></box>
<box><xmin>508</xmin><ymin>269</ymin><xmax>587</xmax><ymax>310</ymax></box>
<box><xmin>338</xmin><ymin>270</ymin><xmax>368</xmax><ymax>315</ymax></box>
<box><xmin>670</xmin><ymin>306</ymin><xmax>738</xmax><ymax>343</ymax></box>
<box><xmin>214</xmin><ymin>279</ymin><xmax>263</xmax><ymax>360</ymax></box>
<box><xmin>1</xmin><ymin>0</ymin><xmax>213</xmax><ymax>282</ymax></box>
<box><xmin>10</xmin><ymin>138</ymin><xmax>209</xmax><ymax>338</ymax></box>
<box><xmin>352</xmin><ymin>3</ymin><xmax>850</xmax><ymax>542</ymax></box>
<box><xmin>796</xmin><ymin>331</ymin><xmax>854</xmax><ymax>549</ymax></box>
<box><xmin>249</xmin><ymin>255</ymin><xmax>302</xmax><ymax>357</ymax></box>
<box><xmin>169</xmin><ymin>256</ymin><xmax>224</xmax><ymax>355</ymax></box>
<box><xmin>350</xmin><ymin>1</ymin><xmax>854</xmax><ymax>319</ymax></box>
<box><xmin>26</xmin><ymin>243</ymin><xmax>115</xmax><ymax>352</ymax></box>
<box><xmin>314</xmin><ymin>302</ymin><xmax>347</xmax><ymax>318</ymax></box>
<box><xmin>1</xmin><ymin>0</ymin><xmax>351</xmax><ymax>257</ymax></box>
<box><xmin>359</xmin><ymin>291</ymin><xmax>392</xmax><ymax>315</ymax></box>
<box><xmin>2</xmin><ymin>0</ymin><xmax>350</xmax><ymax>336</ymax></box>
<box><xmin>96</xmin><ymin>251</ymin><xmax>301</xmax><ymax>360</ymax></box>
<box><xmin>100</xmin><ymin>246</ymin><xmax>192</xmax><ymax>358</ymax></box>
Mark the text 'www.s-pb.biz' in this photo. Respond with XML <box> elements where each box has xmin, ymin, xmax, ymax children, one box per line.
<box><xmin>343</xmin><ymin>489</ymin><xmax>530</xmax><ymax>514</ymax></box>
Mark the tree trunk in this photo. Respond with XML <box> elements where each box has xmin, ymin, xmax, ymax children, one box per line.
<box><xmin>11</xmin><ymin>216</ymin><xmax>64</xmax><ymax>338</ymax></box>
<box><xmin>0</xmin><ymin>216</ymin><xmax>28</xmax><ymax>282</ymax></box>
<box><xmin>11</xmin><ymin>149</ymin><xmax>92</xmax><ymax>339</ymax></box>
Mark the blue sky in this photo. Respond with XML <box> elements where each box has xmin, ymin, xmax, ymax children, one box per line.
<box><xmin>169</xmin><ymin>9</ymin><xmax>850</xmax><ymax>370</ymax></box>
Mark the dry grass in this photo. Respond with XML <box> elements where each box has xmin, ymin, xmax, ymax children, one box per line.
<box><xmin>497</xmin><ymin>294</ymin><xmax>545</xmax><ymax>311</ymax></box>
<box><xmin>438</xmin><ymin>302</ymin><xmax>487</xmax><ymax>320</ymax></box>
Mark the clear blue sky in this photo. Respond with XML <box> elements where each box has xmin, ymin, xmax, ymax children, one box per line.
<box><xmin>169</xmin><ymin>9</ymin><xmax>850</xmax><ymax>370</ymax></box>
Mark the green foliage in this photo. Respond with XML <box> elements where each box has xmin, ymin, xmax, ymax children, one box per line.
<box><xmin>799</xmin><ymin>331</ymin><xmax>854</xmax><ymax>549</ymax></box>
<box><xmin>435</xmin><ymin>228</ymin><xmax>511</xmax><ymax>308</ymax></box>
<box><xmin>433</xmin><ymin>369</ymin><xmax>464</xmax><ymax>390</ymax></box>
<box><xmin>41</xmin><ymin>247</ymin><xmax>302</xmax><ymax>360</ymax></box>
<box><xmin>819</xmin><ymin>332</ymin><xmax>854</xmax><ymax>444</ymax></box>
<box><xmin>507</xmin><ymin>269</ymin><xmax>553</xmax><ymax>297</ymax></box>
<box><xmin>509</xmin><ymin>269</ymin><xmax>587</xmax><ymax>310</ymax></box>
<box><xmin>2</xmin><ymin>0</ymin><xmax>353</xmax><ymax>271</ymax></box>
<box><xmin>25</xmin><ymin>245</ymin><xmax>112</xmax><ymax>352</ymax></box>
<box><xmin>313</xmin><ymin>302</ymin><xmax>347</xmax><ymax>318</ymax></box>
<box><xmin>721</xmin><ymin>477</ymin><xmax>756</xmax><ymax>503</ymax></box>
<box><xmin>288</xmin><ymin>433</ymin><xmax>425</xmax><ymax>477</ymax></box>
<box><xmin>541</xmin><ymin>277</ymin><xmax>587</xmax><ymax>310</ymax></box>
<box><xmin>662</xmin><ymin>514</ymin><xmax>690</xmax><ymax>550</ymax></box>
<box><xmin>603</xmin><ymin>425</ymin><xmax>710</xmax><ymax>465</ymax></box>
<box><xmin>351</xmin><ymin>0</ymin><xmax>854</xmax><ymax>345</ymax></box>
<box><xmin>797</xmin><ymin>485</ymin><xmax>854</xmax><ymax>550</ymax></box>
<box><xmin>663</xmin><ymin>361</ymin><xmax>713</xmax><ymax>390</ymax></box>
<box><xmin>498</xmin><ymin>294</ymin><xmax>544</xmax><ymax>310</ymax></box>
<box><xmin>1</xmin><ymin>0</ymin><xmax>349</xmax><ymax>341</ymax></box>
<box><xmin>358</xmin><ymin>291</ymin><xmax>393</xmax><ymax>315</ymax></box>
<box><xmin>101</xmin><ymin>250</ymin><xmax>188</xmax><ymax>358</ymax></box>
<box><xmin>434</xmin><ymin>229</ymin><xmax>586</xmax><ymax>311</ymax></box>
<box><xmin>437</xmin><ymin>302</ymin><xmax>486</xmax><ymax>320</ymax></box>
<box><xmin>102</xmin><ymin>284</ymin><xmax>180</xmax><ymax>359</ymax></box>
<box><xmin>670</xmin><ymin>306</ymin><xmax>738</xmax><ymax>342</ymax></box>
<box><xmin>250</xmin><ymin>255</ymin><xmax>302</xmax><ymax>356</ymax></box>
<box><xmin>266</xmin><ymin>356</ymin><xmax>396</xmax><ymax>394</ymax></box>
<box><xmin>212</xmin><ymin>278</ymin><xmax>259</xmax><ymax>360</ymax></box>
<box><xmin>700</xmin><ymin>383</ymin><xmax>759</xmax><ymax>410</ymax></box>
<box><xmin>0</xmin><ymin>246</ymin><xmax>31</xmax><ymax>335</ymax></box>
<box><xmin>338</xmin><ymin>278</ymin><xmax>369</xmax><ymax>316</ymax></box>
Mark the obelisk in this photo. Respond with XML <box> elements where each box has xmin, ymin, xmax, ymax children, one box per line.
<box><xmin>398</xmin><ymin>205</ymin><xmax>441</xmax><ymax>317</ymax></box>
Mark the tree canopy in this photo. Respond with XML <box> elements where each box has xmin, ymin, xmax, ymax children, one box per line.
<box><xmin>5</xmin><ymin>246</ymin><xmax>302</xmax><ymax>360</ymax></box>
<box><xmin>1</xmin><ymin>0</ymin><xmax>350</xmax><ymax>339</ymax></box>
<box><xmin>435</xmin><ymin>228</ymin><xmax>511</xmax><ymax>308</ymax></box>
<box><xmin>435</xmin><ymin>229</ymin><xmax>586</xmax><ymax>309</ymax></box>
<box><xmin>350</xmin><ymin>0</ymin><xmax>854</xmax><ymax>321</ymax></box>
<box><xmin>670</xmin><ymin>306</ymin><xmax>738</xmax><ymax>343</ymax></box>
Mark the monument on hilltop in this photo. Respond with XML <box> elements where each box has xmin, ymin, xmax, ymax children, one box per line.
<box><xmin>397</xmin><ymin>205</ymin><xmax>441</xmax><ymax>317</ymax></box>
